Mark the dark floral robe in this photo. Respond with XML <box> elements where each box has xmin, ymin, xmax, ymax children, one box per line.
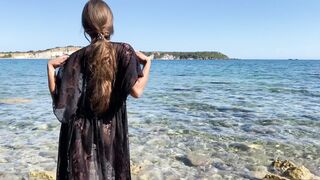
<box><xmin>52</xmin><ymin>42</ymin><xmax>143</xmax><ymax>180</ymax></box>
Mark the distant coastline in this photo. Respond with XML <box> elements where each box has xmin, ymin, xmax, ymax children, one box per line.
<box><xmin>142</xmin><ymin>51</ymin><xmax>229</xmax><ymax>60</ymax></box>
<box><xmin>0</xmin><ymin>46</ymin><xmax>230</xmax><ymax>60</ymax></box>
<box><xmin>0</xmin><ymin>46</ymin><xmax>81</xmax><ymax>60</ymax></box>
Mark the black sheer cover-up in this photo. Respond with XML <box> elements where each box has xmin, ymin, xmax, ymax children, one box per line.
<box><xmin>52</xmin><ymin>42</ymin><xmax>143</xmax><ymax>180</ymax></box>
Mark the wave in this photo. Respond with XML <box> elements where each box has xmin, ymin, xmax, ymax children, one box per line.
<box><xmin>268</xmin><ymin>87</ymin><xmax>320</xmax><ymax>97</ymax></box>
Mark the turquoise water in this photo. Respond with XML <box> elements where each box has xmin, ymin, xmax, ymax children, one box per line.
<box><xmin>0</xmin><ymin>59</ymin><xmax>319</xmax><ymax>179</ymax></box>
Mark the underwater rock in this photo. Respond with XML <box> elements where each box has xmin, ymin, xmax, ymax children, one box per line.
<box><xmin>248</xmin><ymin>144</ymin><xmax>263</xmax><ymax>150</ymax></box>
<box><xmin>210</xmin><ymin>174</ymin><xmax>223</xmax><ymax>180</ymax></box>
<box><xmin>0</xmin><ymin>98</ymin><xmax>32</xmax><ymax>104</ymax></box>
<box><xmin>33</xmin><ymin>124</ymin><xmax>49</xmax><ymax>131</ymax></box>
<box><xmin>178</xmin><ymin>129</ymin><xmax>190</xmax><ymax>134</ymax></box>
<box><xmin>263</xmin><ymin>173</ymin><xmax>289</xmax><ymax>180</ymax></box>
<box><xmin>229</xmin><ymin>142</ymin><xmax>251</xmax><ymax>151</ymax></box>
<box><xmin>131</xmin><ymin>160</ymin><xmax>154</xmax><ymax>176</ymax></box>
<box><xmin>272</xmin><ymin>159</ymin><xmax>296</xmax><ymax>173</ymax></box>
<box><xmin>175</xmin><ymin>152</ymin><xmax>211</xmax><ymax>167</ymax></box>
<box><xmin>187</xmin><ymin>152</ymin><xmax>210</xmax><ymax>166</ymax></box>
<box><xmin>131</xmin><ymin>164</ymin><xmax>142</xmax><ymax>175</ymax></box>
<box><xmin>38</xmin><ymin>151</ymin><xmax>57</xmax><ymax>159</ymax></box>
<box><xmin>284</xmin><ymin>166</ymin><xmax>313</xmax><ymax>180</ymax></box>
<box><xmin>175</xmin><ymin>156</ymin><xmax>193</xmax><ymax>167</ymax></box>
<box><xmin>0</xmin><ymin>156</ymin><xmax>8</xmax><ymax>163</ymax></box>
<box><xmin>263</xmin><ymin>159</ymin><xmax>319</xmax><ymax>180</ymax></box>
<box><xmin>29</xmin><ymin>171</ymin><xmax>55</xmax><ymax>180</ymax></box>
<box><xmin>213</xmin><ymin>162</ymin><xmax>233</xmax><ymax>171</ymax></box>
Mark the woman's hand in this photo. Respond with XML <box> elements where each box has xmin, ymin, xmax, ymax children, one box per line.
<box><xmin>135</xmin><ymin>51</ymin><xmax>152</xmax><ymax>65</ymax></box>
<box><xmin>48</xmin><ymin>55</ymin><xmax>69</xmax><ymax>69</ymax></box>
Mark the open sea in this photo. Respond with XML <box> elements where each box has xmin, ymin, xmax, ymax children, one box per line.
<box><xmin>0</xmin><ymin>59</ymin><xmax>319</xmax><ymax>179</ymax></box>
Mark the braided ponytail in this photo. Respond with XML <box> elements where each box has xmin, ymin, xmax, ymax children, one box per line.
<box><xmin>82</xmin><ymin>0</ymin><xmax>116</xmax><ymax>114</ymax></box>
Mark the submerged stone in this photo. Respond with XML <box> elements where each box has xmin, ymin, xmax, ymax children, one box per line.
<box><xmin>263</xmin><ymin>173</ymin><xmax>289</xmax><ymax>180</ymax></box>
<box><xmin>263</xmin><ymin>159</ymin><xmax>319</xmax><ymax>180</ymax></box>
<box><xmin>211</xmin><ymin>174</ymin><xmax>223</xmax><ymax>180</ymax></box>
<box><xmin>38</xmin><ymin>151</ymin><xmax>57</xmax><ymax>159</ymax></box>
<box><xmin>0</xmin><ymin>98</ymin><xmax>32</xmax><ymax>104</ymax></box>
<box><xmin>248</xmin><ymin>144</ymin><xmax>263</xmax><ymax>150</ymax></box>
<box><xmin>175</xmin><ymin>152</ymin><xmax>211</xmax><ymax>167</ymax></box>
<box><xmin>0</xmin><ymin>156</ymin><xmax>8</xmax><ymax>163</ymax></box>
<box><xmin>229</xmin><ymin>142</ymin><xmax>251</xmax><ymax>151</ymax></box>
<box><xmin>284</xmin><ymin>166</ymin><xmax>313</xmax><ymax>180</ymax></box>
<box><xmin>175</xmin><ymin>156</ymin><xmax>193</xmax><ymax>167</ymax></box>
<box><xmin>131</xmin><ymin>164</ymin><xmax>142</xmax><ymax>175</ymax></box>
<box><xmin>29</xmin><ymin>171</ymin><xmax>55</xmax><ymax>180</ymax></box>
<box><xmin>187</xmin><ymin>152</ymin><xmax>211</xmax><ymax>166</ymax></box>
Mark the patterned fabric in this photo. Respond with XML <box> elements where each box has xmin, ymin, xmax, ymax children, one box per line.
<box><xmin>53</xmin><ymin>42</ymin><xmax>143</xmax><ymax>180</ymax></box>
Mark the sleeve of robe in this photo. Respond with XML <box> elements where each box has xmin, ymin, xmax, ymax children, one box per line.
<box><xmin>52</xmin><ymin>51</ymin><xmax>83</xmax><ymax>123</ymax></box>
<box><xmin>119</xmin><ymin>43</ymin><xmax>144</xmax><ymax>99</ymax></box>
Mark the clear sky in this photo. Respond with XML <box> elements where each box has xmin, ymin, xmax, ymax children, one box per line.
<box><xmin>0</xmin><ymin>0</ymin><xmax>319</xmax><ymax>59</ymax></box>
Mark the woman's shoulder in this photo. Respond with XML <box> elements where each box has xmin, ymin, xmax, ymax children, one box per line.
<box><xmin>67</xmin><ymin>46</ymin><xmax>88</xmax><ymax>60</ymax></box>
<box><xmin>111</xmin><ymin>42</ymin><xmax>135</xmax><ymax>54</ymax></box>
<box><xmin>111</xmin><ymin>42</ymin><xmax>136</xmax><ymax>65</ymax></box>
<box><xmin>60</xmin><ymin>46</ymin><xmax>88</xmax><ymax>71</ymax></box>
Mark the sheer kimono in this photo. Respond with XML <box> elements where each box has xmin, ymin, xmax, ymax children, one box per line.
<box><xmin>52</xmin><ymin>42</ymin><xmax>143</xmax><ymax>180</ymax></box>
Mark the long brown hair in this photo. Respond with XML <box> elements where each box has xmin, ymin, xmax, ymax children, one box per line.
<box><xmin>82</xmin><ymin>0</ymin><xmax>116</xmax><ymax>114</ymax></box>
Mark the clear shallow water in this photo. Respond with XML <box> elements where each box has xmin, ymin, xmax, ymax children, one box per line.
<box><xmin>0</xmin><ymin>59</ymin><xmax>319</xmax><ymax>179</ymax></box>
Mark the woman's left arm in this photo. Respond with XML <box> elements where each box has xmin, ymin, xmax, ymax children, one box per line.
<box><xmin>130</xmin><ymin>51</ymin><xmax>152</xmax><ymax>98</ymax></box>
<box><xmin>47</xmin><ymin>55</ymin><xmax>69</xmax><ymax>99</ymax></box>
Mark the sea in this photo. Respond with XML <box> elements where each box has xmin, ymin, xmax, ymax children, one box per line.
<box><xmin>0</xmin><ymin>59</ymin><xmax>319</xmax><ymax>179</ymax></box>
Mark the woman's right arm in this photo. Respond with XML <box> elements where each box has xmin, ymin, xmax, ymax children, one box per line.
<box><xmin>130</xmin><ymin>52</ymin><xmax>152</xmax><ymax>98</ymax></box>
<box><xmin>47</xmin><ymin>55</ymin><xmax>69</xmax><ymax>99</ymax></box>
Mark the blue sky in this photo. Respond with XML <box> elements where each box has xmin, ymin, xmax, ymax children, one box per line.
<box><xmin>0</xmin><ymin>0</ymin><xmax>319</xmax><ymax>59</ymax></box>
